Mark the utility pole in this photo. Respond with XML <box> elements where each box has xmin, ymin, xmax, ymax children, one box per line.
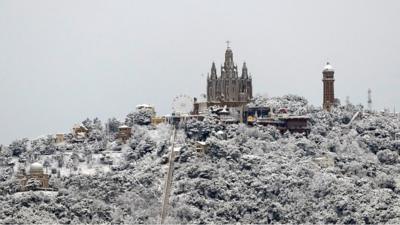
<box><xmin>160</xmin><ymin>127</ymin><xmax>178</xmax><ymax>224</ymax></box>
<box><xmin>240</xmin><ymin>105</ymin><xmax>244</xmax><ymax>123</ymax></box>
<box><xmin>368</xmin><ymin>89</ymin><xmax>372</xmax><ymax>112</ymax></box>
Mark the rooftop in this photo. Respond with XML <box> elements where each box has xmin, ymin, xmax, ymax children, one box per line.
<box><xmin>323</xmin><ymin>62</ymin><xmax>334</xmax><ymax>72</ymax></box>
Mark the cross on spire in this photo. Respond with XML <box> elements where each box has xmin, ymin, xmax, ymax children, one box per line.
<box><xmin>226</xmin><ymin>40</ymin><xmax>230</xmax><ymax>48</ymax></box>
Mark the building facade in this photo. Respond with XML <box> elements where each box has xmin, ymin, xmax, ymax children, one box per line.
<box><xmin>17</xmin><ymin>162</ymin><xmax>50</xmax><ymax>191</ymax></box>
<box><xmin>118</xmin><ymin>125</ymin><xmax>132</xmax><ymax>143</ymax></box>
<box><xmin>322</xmin><ymin>62</ymin><xmax>335</xmax><ymax>111</ymax></box>
<box><xmin>207</xmin><ymin>47</ymin><xmax>253</xmax><ymax>104</ymax></box>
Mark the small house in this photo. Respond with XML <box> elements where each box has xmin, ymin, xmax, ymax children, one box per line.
<box><xmin>151</xmin><ymin>116</ymin><xmax>166</xmax><ymax>126</ymax></box>
<box><xmin>17</xmin><ymin>162</ymin><xmax>50</xmax><ymax>191</ymax></box>
<box><xmin>195</xmin><ymin>141</ymin><xmax>208</xmax><ymax>154</ymax></box>
<box><xmin>118</xmin><ymin>125</ymin><xmax>132</xmax><ymax>143</ymax></box>
<box><xmin>55</xmin><ymin>133</ymin><xmax>64</xmax><ymax>143</ymax></box>
<box><xmin>73</xmin><ymin>124</ymin><xmax>88</xmax><ymax>138</ymax></box>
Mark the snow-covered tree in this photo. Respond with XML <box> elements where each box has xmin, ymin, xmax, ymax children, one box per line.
<box><xmin>8</xmin><ymin>138</ymin><xmax>28</xmax><ymax>157</ymax></box>
<box><xmin>107</xmin><ymin>117</ymin><xmax>121</xmax><ymax>133</ymax></box>
<box><xmin>125</xmin><ymin>109</ymin><xmax>153</xmax><ymax>126</ymax></box>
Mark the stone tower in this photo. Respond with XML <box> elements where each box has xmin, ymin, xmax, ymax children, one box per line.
<box><xmin>207</xmin><ymin>46</ymin><xmax>253</xmax><ymax>103</ymax></box>
<box><xmin>322</xmin><ymin>62</ymin><xmax>335</xmax><ymax>111</ymax></box>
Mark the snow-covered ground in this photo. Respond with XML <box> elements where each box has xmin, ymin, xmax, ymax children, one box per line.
<box><xmin>0</xmin><ymin>95</ymin><xmax>400</xmax><ymax>224</ymax></box>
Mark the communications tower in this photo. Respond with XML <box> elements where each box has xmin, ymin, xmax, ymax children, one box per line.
<box><xmin>368</xmin><ymin>89</ymin><xmax>372</xmax><ymax>111</ymax></box>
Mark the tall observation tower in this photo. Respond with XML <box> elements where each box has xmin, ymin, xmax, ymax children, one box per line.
<box><xmin>322</xmin><ymin>62</ymin><xmax>335</xmax><ymax>111</ymax></box>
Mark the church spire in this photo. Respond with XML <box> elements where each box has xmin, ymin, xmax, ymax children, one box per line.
<box><xmin>224</xmin><ymin>42</ymin><xmax>234</xmax><ymax>69</ymax></box>
<box><xmin>241</xmin><ymin>62</ymin><xmax>248</xmax><ymax>79</ymax></box>
<box><xmin>210</xmin><ymin>62</ymin><xmax>217</xmax><ymax>79</ymax></box>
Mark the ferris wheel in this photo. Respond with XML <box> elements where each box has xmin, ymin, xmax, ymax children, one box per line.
<box><xmin>172</xmin><ymin>94</ymin><xmax>194</xmax><ymax>115</ymax></box>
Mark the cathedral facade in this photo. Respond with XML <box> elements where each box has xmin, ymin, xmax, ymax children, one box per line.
<box><xmin>207</xmin><ymin>47</ymin><xmax>253</xmax><ymax>103</ymax></box>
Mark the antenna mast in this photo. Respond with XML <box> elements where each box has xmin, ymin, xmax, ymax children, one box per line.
<box><xmin>368</xmin><ymin>89</ymin><xmax>372</xmax><ymax>111</ymax></box>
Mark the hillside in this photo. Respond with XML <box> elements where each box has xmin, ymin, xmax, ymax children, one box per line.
<box><xmin>0</xmin><ymin>95</ymin><xmax>400</xmax><ymax>224</ymax></box>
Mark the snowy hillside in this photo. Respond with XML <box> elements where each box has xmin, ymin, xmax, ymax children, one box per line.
<box><xmin>1</xmin><ymin>95</ymin><xmax>400</xmax><ymax>224</ymax></box>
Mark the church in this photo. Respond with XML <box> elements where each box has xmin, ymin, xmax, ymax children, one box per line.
<box><xmin>193</xmin><ymin>44</ymin><xmax>253</xmax><ymax>115</ymax></box>
<box><xmin>207</xmin><ymin>45</ymin><xmax>253</xmax><ymax>106</ymax></box>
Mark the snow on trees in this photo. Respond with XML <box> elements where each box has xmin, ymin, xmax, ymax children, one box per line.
<box><xmin>125</xmin><ymin>108</ymin><xmax>153</xmax><ymax>126</ymax></box>
<box><xmin>0</xmin><ymin>95</ymin><xmax>400</xmax><ymax>224</ymax></box>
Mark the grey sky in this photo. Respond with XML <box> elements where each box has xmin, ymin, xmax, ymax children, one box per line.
<box><xmin>1</xmin><ymin>0</ymin><xmax>399</xmax><ymax>145</ymax></box>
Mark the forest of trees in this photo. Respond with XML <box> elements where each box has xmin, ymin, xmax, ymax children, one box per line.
<box><xmin>0</xmin><ymin>95</ymin><xmax>399</xmax><ymax>224</ymax></box>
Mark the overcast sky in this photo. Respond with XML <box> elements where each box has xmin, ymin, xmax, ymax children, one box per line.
<box><xmin>0</xmin><ymin>0</ymin><xmax>399</xmax><ymax>145</ymax></box>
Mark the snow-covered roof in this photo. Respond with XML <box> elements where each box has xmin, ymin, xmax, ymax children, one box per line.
<box><xmin>283</xmin><ymin>115</ymin><xmax>310</xmax><ymax>119</ymax></box>
<box><xmin>136</xmin><ymin>104</ymin><xmax>153</xmax><ymax>109</ymax></box>
<box><xmin>30</xmin><ymin>162</ymin><xmax>43</xmax><ymax>172</ymax></box>
<box><xmin>119</xmin><ymin>125</ymin><xmax>130</xmax><ymax>129</ymax></box>
<box><xmin>73</xmin><ymin>123</ymin><xmax>88</xmax><ymax>130</ymax></box>
<box><xmin>323</xmin><ymin>62</ymin><xmax>334</xmax><ymax>72</ymax></box>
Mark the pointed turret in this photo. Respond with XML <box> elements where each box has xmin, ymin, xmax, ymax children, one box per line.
<box><xmin>210</xmin><ymin>62</ymin><xmax>217</xmax><ymax>79</ymax></box>
<box><xmin>241</xmin><ymin>62</ymin><xmax>248</xmax><ymax>79</ymax></box>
